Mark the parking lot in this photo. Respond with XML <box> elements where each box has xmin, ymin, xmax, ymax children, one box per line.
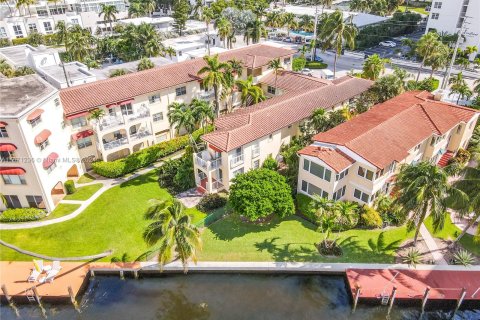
<box><xmin>362</xmin><ymin>28</ymin><xmax>425</xmax><ymax>60</ymax></box>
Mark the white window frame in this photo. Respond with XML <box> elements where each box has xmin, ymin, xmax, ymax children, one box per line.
<box><xmin>149</xmin><ymin>94</ymin><xmax>161</xmax><ymax>103</ymax></box>
<box><xmin>153</xmin><ymin>112</ymin><xmax>163</xmax><ymax>122</ymax></box>
<box><xmin>77</xmin><ymin>137</ymin><xmax>93</xmax><ymax>149</ymax></box>
<box><xmin>39</xmin><ymin>139</ymin><xmax>50</xmax><ymax>151</ymax></box>
<box><xmin>175</xmin><ymin>86</ymin><xmax>187</xmax><ymax>96</ymax></box>
<box><xmin>2</xmin><ymin>174</ymin><xmax>26</xmax><ymax>185</ymax></box>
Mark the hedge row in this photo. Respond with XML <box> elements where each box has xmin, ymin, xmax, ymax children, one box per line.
<box><xmin>0</xmin><ymin>208</ymin><xmax>46</xmax><ymax>222</ymax></box>
<box><xmin>92</xmin><ymin>127</ymin><xmax>211</xmax><ymax>178</ymax></box>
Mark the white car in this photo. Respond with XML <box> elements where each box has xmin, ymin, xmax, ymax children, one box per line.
<box><xmin>300</xmin><ymin>68</ymin><xmax>313</xmax><ymax>76</ymax></box>
<box><xmin>379</xmin><ymin>41</ymin><xmax>397</xmax><ymax>47</ymax></box>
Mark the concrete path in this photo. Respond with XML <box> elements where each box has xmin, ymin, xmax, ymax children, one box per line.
<box><xmin>450</xmin><ymin>211</ymin><xmax>478</xmax><ymax>236</ymax></box>
<box><xmin>0</xmin><ymin>153</ymin><xmax>184</xmax><ymax>230</ymax></box>
<box><xmin>419</xmin><ymin>223</ymin><xmax>448</xmax><ymax>265</ymax></box>
<box><xmin>176</xmin><ymin>188</ymin><xmax>203</xmax><ymax>208</ymax></box>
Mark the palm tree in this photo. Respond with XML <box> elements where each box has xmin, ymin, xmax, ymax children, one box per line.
<box><xmin>449</xmin><ymin>72</ymin><xmax>472</xmax><ymax>104</ymax></box>
<box><xmin>394</xmin><ymin>162</ymin><xmax>450</xmax><ymax>245</ymax></box>
<box><xmin>299</xmin><ymin>15</ymin><xmax>314</xmax><ymax>32</ymax></box>
<box><xmin>282</xmin><ymin>13</ymin><xmax>298</xmax><ymax>37</ymax></box>
<box><xmin>227</xmin><ymin>58</ymin><xmax>244</xmax><ymax>77</ymax></box>
<box><xmin>319</xmin><ymin>10</ymin><xmax>357</xmax><ymax>78</ymax></box>
<box><xmin>143</xmin><ymin>0</ymin><xmax>156</xmax><ymax>17</ymax></box>
<box><xmin>88</xmin><ymin>108</ymin><xmax>105</xmax><ymax>122</ymax></box>
<box><xmin>349</xmin><ymin>0</ymin><xmax>369</xmax><ymax>12</ymax></box>
<box><xmin>425</xmin><ymin>43</ymin><xmax>450</xmax><ymax>78</ymax></box>
<box><xmin>197</xmin><ymin>54</ymin><xmax>229</xmax><ymax>117</ymax></box>
<box><xmin>163</xmin><ymin>46</ymin><xmax>176</xmax><ymax>60</ymax></box>
<box><xmin>99</xmin><ymin>4</ymin><xmax>118</xmax><ymax>35</ymax></box>
<box><xmin>202</xmin><ymin>6</ymin><xmax>214</xmax><ymax>55</ymax></box>
<box><xmin>167</xmin><ymin>102</ymin><xmax>196</xmax><ymax>135</ymax></box>
<box><xmin>311</xmin><ymin>0</ymin><xmax>333</xmax><ymax>59</ymax></box>
<box><xmin>310</xmin><ymin>108</ymin><xmax>330</xmax><ymax>133</ymax></box>
<box><xmin>235</xmin><ymin>76</ymin><xmax>266</xmax><ymax>107</ymax></box>
<box><xmin>221</xmin><ymin>71</ymin><xmax>236</xmax><ymax>113</ymax></box>
<box><xmin>227</xmin><ymin>32</ymin><xmax>236</xmax><ymax>49</ymax></box>
<box><xmin>265</xmin><ymin>11</ymin><xmax>284</xmax><ymax>29</ymax></box>
<box><xmin>267</xmin><ymin>58</ymin><xmax>284</xmax><ymax>93</ymax></box>
<box><xmin>143</xmin><ymin>199</ymin><xmax>201</xmax><ymax>272</ymax></box>
<box><xmin>332</xmin><ymin>200</ymin><xmax>358</xmax><ymax>228</ymax></box>
<box><xmin>368</xmin><ymin>232</ymin><xmax>402</xmax><ymax>254</ymax></box>
<box><xmin>16</xmin><ymin>0</ymin><xmax>35</xmax><ymax>16</ymax></box>
<box><xmin>474</xmin><ymin>78</ymin><xmax>480</xmax><ymax>96</ymax></box>
<box><xmin>415</xmin><ymin>32</ymin><xmax>440</xmax><ymax>81</ymax></box>
<box><xmin>128</xmin><ymin>2</ymin><xmax>145</xmax><ymax>18</ymax></box>
<box><xmin>66</xmin><ymin>26</ymin><xmax>94</xmax><ymax>62</ymax></box>
<box><xmin>362</xmin><ymin>54</ymin><xmax>389</xmax><ymax>80</ymax></box>
<box><xmin>137</xmin><ymin>57</ymin><xmax>154</xmax><ymax>71</ymax></box>
<box><xmin>215</xmin><ymin>17</ymin><xmax>232</xmax><ymax>49</ymax></box>
<box><xmin>191</xmin><ymin>98</ymin><xmax>214</xmax><ymax>133</ymax></box>
<box><xmin>244</xmin><ymin>19</ymin><xmax>267</xmax><ymax>45</ymax></box>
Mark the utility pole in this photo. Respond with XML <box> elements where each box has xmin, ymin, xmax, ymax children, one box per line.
<box><xmin>440</xmin><ymin>16</ymin><xmax>469</xmax><ymax>90</ymax></box>
<box><xmin>311</xmin><ymin>1</ymin><xmax>319</xmax><ymax>61</ymax></box>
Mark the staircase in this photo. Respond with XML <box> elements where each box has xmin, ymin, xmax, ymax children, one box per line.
<box><xmin>437</xmin><ymin>151</ymin><xmax>454</xmax><ymax>167</ymax></box>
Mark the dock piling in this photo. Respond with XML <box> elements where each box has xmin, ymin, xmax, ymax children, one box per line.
<box><xmin>120</xmin><ymin>270</ymin><xmax>125</xmax><ymax>280</ymax></box>
<box><xmin>352</xmin><ymin>286</ymin><xmax>361</xmax><ymax>314</ymax></box>
<box><xmin>387</xmin><ymin>286</ymin><xmax>397</xmax><ymax>315</ymax></box>
<box><xmin>134</xmin><ymin>270</ymin><xmax>139</xmax><ymax>279</ymax></box>
<box><xmin>420</xmin><ymin>286</ymin><xmax>430</xmax><ymax>318</ymax></box>
<box><xmin>453</xmin><ymin>288</ymin><xmax>467</xmax><ymax>316</ymax></box>
<box><xmin>1</xmin><ymin>284</ymin><xmax>12</xmax><ymax>303</ymax></box>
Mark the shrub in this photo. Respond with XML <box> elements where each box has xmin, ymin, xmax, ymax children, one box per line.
<box><xmin>12</xmin><ymin>38</ymin><xmax>29</xmax><ymax>46</ymax></box>
<box><xmin>455</xmin><ymin>148</ymin><xmax>470</xmax><ymax>164</ymax></box>
<box><xmin>292</xmin><ymin>57</ymin><xmax>306</xmax><ymax>71</ymax></box>
<box><xmin>360</xmin><ymin>205</ymin><xmax>383</xmax><ymax>229</ymax></box>
<box><xmin>92</xmin><ymin>127</ymin><xmax>210</xmax><ymax>178</ymax></box>
<box><xmin>262</xmin><ymin>155</ymin><xmax>278</xmax><ymax>171</ymax></box>
<box><xmin>0</xmin><ymin>38</ymin><xmax>11</xmax><ymax>48</ymax></box>
<box><xmin>64</xmin><ymin>180</ymin><xmax>76</xmax><ymax>194</ymax></box>
<box><xmin>406</xmin><ymin>78</ymin><xmax>439</xmax><ymax>92</ymax></box>
<box><xmin>0</xmin><ymin>208</ymin><xmax>46</xmax><ymax>222</ymax></box>
<box><xmin>109</xmin><ymin>68</ymin><xmax>128</xmax><ymax>77</ymax></box>
<box><xmin>197</xmin><ymin>193</ymin><xmax>228</xmax><ymax>212</ymax></box>
<box><xmin>305</xmin><ymin>61</ymin><xmax>327</xmax><ymax>69</ymax></box>
<box><xmin>229</xmin><ymin>169</ymin><xmax>294</xmax><ymax>221</ymax></box>
<box><xmin>157</xmin><ymin>146</ymin><xmax>196</xmax><ymax>194</ymax></box>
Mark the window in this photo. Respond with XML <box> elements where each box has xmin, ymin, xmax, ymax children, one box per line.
<box><xmin>253</xmin><ymin>159</ymin><xmax>260</xmax><ymax>169</ymax></box>
<box><xmin>414</xmin><ymin>144</ymin><xmax>421</xmax><ymax>151</ymax></box>
<box><xmin>431</xmin><ymin>13</ymin><xmax>439</xmax><ymax>20</ymax></box>
<box><xmin>283</xmin><ymin>57</ymin><xmax>291</xmax><ymax>64</ymax></box>
<box><xmin>156</xmin><ymin>133</ymin><xmax>168</xmax><ymax>143</ymax></box>
<box><xmin>232</xmin><ymin>167</ymin><xmax>244</xmax><ymax>177</ymax></box>
<box><xmin>26</xmin><ymin>195</ymin><xmax>43</xmax><ymax>208</ymax></box>
<box><xmin>13</xmin><ymin>25</ymin><xmax>23</xmax><ymax>37</ymax></box>
<box><xmin>300</xmin><ymin>180</ymin><xmax>329</xmax><ymax>198</ymax></box>
<box><xmin>43</xmin><ymin>22</ymin><xmax>53</xmax><ymax>33</ymax></box>
<box><xmin>333</xmin><ymin>185</ymin><xmax>346</xmax><ymax>201</ymax></box>
<box><xmin>456</xmin><ymin>125</ymin><xmax>462</xmax><ymax>133</ymax></box>
<box><xmin>28</xmin><ymin>23</ymin><xmax>37</xmax><ymax>33</ymax></box>
<box><xmin>71</xmin><ymin>117</ymin><xmax>87</xmax><ymax>128</ymax></box>
<box><xmin>335</xmin><ymin>168</ymin><xmax>349</xmax><ymax>181</ymax></box>
<box><xmin>268</xmin><ymin>134</ymin><xmax>273</xmax><ymax>141</ymax></box>
<box><xmin>175</xmin><ymin>86</ymin><xmax>187</xmax><ymax>96</ymax></box>
<box><xmin>303</xmin><ymin>159</ymin><xmax>332</xmax><ymax>182</ymax></box>
<box><xmin>77</xmin><ymin>137</ymin><xmax>92</xmax><ymax>149</ymax></box>
<box><xmin>4</xmin><ymin>195</ymin><xmax>21</xmax><ymax>208</ymax></box>
<box><xmin>0</xmin><ymin>127</ymin><xmax>8</xmax><ymax>138</ymax></box>
<box><xmin>54</xmin><ymin>98</ymin><xmax>60</xmax><ymax>107</ymax></box>
<box><xmin>29</xmin><ymin>116</ymin><xmax>42</xmax><ymax>128</ymax></box>
<box><xmin>71</xmin><ymin>18</ymin><xmax>79</xmax><ymax>25</ymax></box>
<box><xmin>267</xmin><ymin>86</ymin><xmax>276</xmax><ymax>95</ymax></box>
<box><xmin>153</xmin><ymin>112</ymin><xmax>163</xmax><ymax>122</ymax></box>
<box><xmin>0</xmin><ymin>151</ymin><xmax>14</xmax><ymax>161</ymax></box>
<box><xmin>357</xmin><ymin>166</ymin><xmax>374</xmax><ymax>181</ymax></box>
<box><xmin>386</xmin><ymin>161</ymin><xmax>396</xmax><ymax>173</ymax></box>
<box><xmin>430</xmin><ymin>136</ymin><xmax>438</xmax><ymax>146</ymax></box>
<box><xmin>0</xmin><ymin>27</ymin><xmax>7</xmax><ymax>38</ymax></box>
<box><xmin>433</xmin><ymin>1</ymin><xmax>442</xmax><ymax>9</ymax></box>
<box><xmin>121</xmin><ymin>103</ymin><xmax>133</xmax><ymax>115</ymax></box>
<box><xmin>149</xmin><ymin>94</ymin><xmax>161</xmax><ymax>103</ymax></box>
<box><xmin>2</xmin><ymin>174</ymin><xmax>26</xmax><ymax>185</ymax></box>
<box><xmin>354</xmin><ymin>188</ymin><xmax>370</xmax><ymax>203</ymax></box>
<box><xmin>46</xmin><ymin>161</ymin><xmax>57</xmax><ymax>173</ymax></box>
<box><xmin>39</xmin><ymin>139</ymin><xmax>49</xmax><ymax>151</ymax></box>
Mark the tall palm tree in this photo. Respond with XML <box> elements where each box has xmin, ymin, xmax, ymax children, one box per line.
<box><xmin>425</xmin><ymin>43</ymin><xmax>450</xmax><ymax>78</ymax></box>
<box><xmin>227</xmin><ymin>58</ymin><xmax>244</xmax><ymax>77</ymax></box>
<box><xmin>128</xmin><ymin>2</ymin><xmax>145</xmax><ymax>18</ymax></box>
<box><xmin>99</xmin><ymin>4</ymin><xmax>118</xmax><ymax>35</ymax></box>
<box><xmin>265</xmin><ymin>11</ymin><xmax>284</xmax><ymax>29</ymax></box>
<box><xmin>163</xmin><ymin>46</ymin><xmax>176</xmax><ymax>60</ymax></box>
<box><xmin>349</xmin><ymin>0</ymin><xmax>370</xmax><ymax>12</ymax></box>
<box><xmin>282</xmin><ymin>12</ymin><xmax>298</xmax><ymax>37</ymax></box>
<box><xmin>235</xmin><ymin>76</ymin><xmax>266</xmax><ymax>107</ymax></box>
<box><xmin>143</xmin><ymin>0</ymin><xmax>156</xmax><ymax>17</ymax></box>
<box><xmin>267</xmin><ymin>58</ymin><xmax>284</xmax><ymax>94</ymax></box>
<box><xmin>16</xmin><ymin>0</ymin><xmax>35</xmax><ymax>16</ymax></box>
<box><xmin>244</xmin><ymin>19</ymin><xmax>267</xmax><ymax>45</ymax></box>
<box><xmin>167</xmin><ymin>102</ymin><xmax>196</xmax><ymax>135</ymax></box>
<box><xmin>415</xmin><ymin>32</ymin><xmax>440</xmax><ymax>81</ymax></box>
<box><xmin>66</xmin><ymin>26</ymin><xmax>94</xmax><ymax>61</ymax></box>
<box><xmin>474</xmin><ymin>78</ymin><xmax>480</xmax><ymax>96</ymax></box>
<box><xmin>1</xmin><ymin>0</ymin><xmax>13</xmax><ymax>15</ymax></box>
<box><xmin>221</xmin><ymin>70</ymin><xmax>236</xmax><ymax>113</ymax></box>
<box><xmin>309</xmin><ymin>108</ymin><xmax>330</xmax><ymax>133</ymax></box>
<box><xmin>197</xmin><ymin>54</ymin><xmax>229</xmax><ymax>117</ymax></box>
<box><xmin>299</xmin><ymin>15</ymin><xmax>314</xmax><ymax>32</ymax></box>
<box><xmin>202</xmin><ymin>6</ymin><xmax>214</xmax><ymax>55</ymax></box>
<box><xmin>143</xmin><ymin>199</ymin><xmax>201</xmax><ymax>272</ymax></box>
<box><xmin>362</xmin><ymin>54</ymin><xmax>389</xmax><ymax>80</ymax></box>
<box><xmin>311</xmin><ymin>0</ymin><xmax>333</xmax><ymax>59</ymax></box>
<box><xmin>88</xmin><ymin>108</ymin><xmax>106</xmax><ymax>122</ymax></box>
<box><xmin>215</xmin><ymin>17</ymin><xmax>232</xmax><ymax>49</ymax></box>
<box><xmin>449</xmin><ymin>72</ymin><xmax>472</xmax><ymax>104</ymax></box>
<box><xmin>191</xmin><ymin>98</ymin><xmax>214</xmax><ymax>133</ymax></box>
<box><xmin>394</xmin><ymin>162</ymin><xmax>450</xmax><ymax>245</ymax></box>
<box><xmin>319</xmin><ymin>10</ymin><xmax>357</xmax><ymax>78</ymax></box>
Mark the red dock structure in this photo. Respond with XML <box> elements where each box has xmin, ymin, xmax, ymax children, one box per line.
<box><xmin>346</xmin><ymin>268</ymin><xmax>480</xmax><ymax>304</ymax></box>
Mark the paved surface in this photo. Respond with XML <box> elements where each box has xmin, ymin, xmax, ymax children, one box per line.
<box><xmin>450</xmin><ymin>211</ymin><xmax>479</xmax><ymax>236</ymax></box>
<box><xmin>175</xmin><ymin>188</ymin><xmax>203</xmax><ymax>208</ymax></box>
<box><xmin>419</xmin><ymin>223</ymin><xmax>449</xmax><ymax>265</ymax></box>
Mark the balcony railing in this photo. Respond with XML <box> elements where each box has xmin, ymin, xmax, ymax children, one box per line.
<box><xmin>195</xmin><ymin>153</ymin><xmax>222</xmax><ymax>171</ymax></box>
<box><xmin>127</xmin><ymin>110</ymin><xmax>150</xmax><ymax>122</ymax></box>
<box><xmin>97</xmin><ymin>117</ymin><xmax>125</xmax><ymax>131</ymax></box>
<box><xmin>251</xmin><ymin>145</ymin><xmax>260</xmax><ymax>158</ymax></box>
<box><xmin>198</xmin><ymin>90</ymin><xmax>215</xmax><ymax>100</ymax></box>
<box><xmin>230</xmin><ymin>154</ymin><xmax>244</xmax><ymax>168</ymax></box>
<box><xmin>212</xmin><ymin>180</ymin><xmax>224</xmax><ymax>191</ymax></box>
<box><xmin>131</xmin><ymin>131</ymin><xmax>152</xmax><ymax>141</ymax></box>
<box><xmin>103</xmin><ymin>137</ymin><xmax>128</xmax><ymax>150</ymax></box>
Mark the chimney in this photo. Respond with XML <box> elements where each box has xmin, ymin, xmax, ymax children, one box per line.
<box><xmin>433</xmin><ymin>89</ymin><xmax>444</xmax><ymax>101</ymax></box>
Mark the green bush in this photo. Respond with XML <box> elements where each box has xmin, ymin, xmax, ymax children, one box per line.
<box><xmin>292</xmin><ymin>57</ymin><xmax>306</xmax><ymax>71</ymax></box>
<box><xmin>262</xmin><ymin>155</ymin><xmax>278</xmax><ymax>171</ymax></box>
<box><xmin>0</xmin><ymin>208</ymin><xmax>46</xmax><ymax>222</ymax></box>
<box><xmin>360</xmin><ymin>205</ymin><xmax>383</xmax><ymax>229</ymax></box>
<box><xmin>197</xmin><ymin>193</ymin><xmax>228</xmax><ymax>212</ymax></box>
<box><xmin>305</xmin><ymin>61</ymin><xmax>327</xmax><ymax>69</ymax></box>
<box><xmin>455</xmin><ymin>148</ymin><xmax>470</xmax><ymax>164</ymax></box>
<box><xmin>0</xmin><ymin>38</ymin><xmax>12</xmax><ymax>48</ymax></box>
<box><xmin>12</xmin><ymin>38</ymin><xmax>29</xmax><ymax>46</ymax></box>
<box><xmin>407</xmin><ymin>78</ymin><xmax>439</xmax><ymax>92</ymax></box>
<box><xmin>229</xmin><ymin>168</ymin><xmax>294</xmax><ymax>221</ymax></box>
<box><xmin>64</xmin><ymin>180</ymin><xmax>76</xmax><ymax>194</ymax></box>
<box><xmin>92</xmin><ymin>127</ymin><xmax>210</xmax><ymax>178</ymax></box>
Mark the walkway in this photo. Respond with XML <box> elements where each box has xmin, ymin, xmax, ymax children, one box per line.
<box><xmin>419</xmin><ymin>223</ymin><xmax>448</xmax><ymax>265</ymax></box>
<box><xmin>0</xmin><ymin>152</ymin><xmax>184</xmax><ymax>230</ymax></box>
<box><xmin>450</xmin><ymin>211</ymin><xmax>478</xmax><ymax>236</ymax></box>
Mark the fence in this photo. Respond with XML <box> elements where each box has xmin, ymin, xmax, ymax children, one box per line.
<box><xmin>196</xmin><ymin>208</ymin><xmax>227</xmax><ymax>228</ymax></box>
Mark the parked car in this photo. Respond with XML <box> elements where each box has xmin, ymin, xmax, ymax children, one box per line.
<box><xmin>319</xmin><ymin>69</ymin><xmax>334</xmax><ymax>80</ymax></box>
<box><xmin>379</xmin><ymin>41</ymin><xmax>397</xmax><ymax>47</ymax></box>
<box><xmin>300</xmin><ymin>68</ymin><xmax>313</xmax><ymax>76</ymax></box>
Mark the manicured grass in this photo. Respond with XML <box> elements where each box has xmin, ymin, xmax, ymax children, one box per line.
<box><xmin>305</xmin><ymin>61</ymin><xmax>328</xmax><ymax>69</ymax></box>
<box><xmin>44</xmin><ymin>203</ymin><xmax>80</xmax><ymax>220</ymax></box>
<box><xmin>186</xmin><ymin>207</ymin><xmax>208</xmax><ymax>225</ymax></box>
<box><xmin>64</xmin><ymin>183</ymin><xmax>103</xmax><ymax>201</ymax></box>
<box><xmin>0</xmin><ymin>170</ymin><xmax>168</xmax><ymax>261</ymax></box>
<box><xmin>424</xmin><ymin>215</ymin><xmax>479</xmax><ymax>256</ymax></box>
<box><xmin>398</xmin><ymin>6</ymin><xmax>428</xmax><ymax>15</ymax></box>
<box><xmin>77</xmin><ymin>173</ymin><xmax>96</xmax><ymax>184</ymax></box>
<box><xmin>199</xmin><ymin>215</ymin><xmax>412</xmax><ymax>263</ymax></box>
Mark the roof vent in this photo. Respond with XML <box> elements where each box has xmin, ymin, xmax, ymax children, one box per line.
<box><xmin>433</xmin><ymin>90</ymin><xmax>444</xmax><ymax>101</ymax></box>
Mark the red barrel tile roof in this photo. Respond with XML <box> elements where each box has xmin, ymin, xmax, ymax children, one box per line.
<box><xmin>298</xmin><ymin>146</ymin><xmax>355</xmax><ymax>173</ymax></box>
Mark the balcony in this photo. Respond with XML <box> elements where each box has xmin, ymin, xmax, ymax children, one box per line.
<box><xmin>131</xmin><ymin>130</ymin><xmax>152</xmax><ymax>141</ymax></box>
<box><xmin>198</xmin><ymin>90</ymin><xmax>215</xmax><ymax>100</ymax></box>
<box><xmin>251</xmin><ymin>145</ymin><xmax>260</xmax><ymax>158</ymax></box>
<box><xmin>195</xmin><ymin>151</ymin><xmax>222</xmax><ymax>171</ymax></box>
<box><xmin>103</xmin><ymin>137</ymin><xmax>128</xmax><ymax>150</ymax></box>
<box><xmin>230</xmin><ymin>154</ymin><xmax>244</xmax><ymax>168</ymax></box>
<box><xmin>97</xmin><ymin>116</ymin><xmax>125</xmax><ymax>131</ymax></box>
<box><xmin>126</xmin><ymin>110</ymin><xmax>150</xmax><ymax>123</ymax></box>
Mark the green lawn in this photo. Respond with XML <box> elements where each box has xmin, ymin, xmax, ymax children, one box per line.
<box><xmin>64</xmin><ymin>183</ymin><xmax>103</xmax><ymax>201</ymax></box>
<box><xmin>77</xmin><ymin>173</ymin><xmax>96</xmax><ymax>184</ymax></box>
<box><xmin>44</xmin><ymin>203</ymin><xmax>81</xmax><ymax>220</ymax></box>
<box><xmin>199</xmin><ymin>215</ymin><xmax>412</xmax><ymax>263</ymax></box>
<box><xmin>398</xmin><ymin>6</ymin><xmax>428</xmax><ymax>15</ymax></box>
<box><xmin>424</xmin><ymin>215</ymin><xmax>479</xmax><ymax>256</ymax></box>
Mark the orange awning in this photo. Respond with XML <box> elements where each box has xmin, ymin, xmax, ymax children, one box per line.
<box><xmin>34</xmin><ymin>129</ymin><xmax>52</xmax><ymax>144</ymax></box>
<box><xmin>0</xmin><ymin>167</ymin><xmax>26</xmax><ymax>175</ymax></box>
<box><xmin>118</xmin><ymin>99</ymin><xmax>134</xmax><ymax>106</ymax></box>
<box><xmin>0</xmin><ymin>143</ymin><xmax>16</xmax><ymax>152</ymax></box>
<box><xmin>0</xmin><ymin>121</ymin><xmax>7</xmax><ymax>128</ymax></box>
<box><xmin>71</xmin><ymin>130</ymin><xmax>94</xmax><ymax>141</ymax></box>
<box><xmin>66</xmin><ymin>111</ymin><xmax>90</xmax><ymax>120</ymax></box>
<box><xmin>27</xmin><ymin>109</ymin><xmax>44</xmax><ymax>121</ymax></box>
<box><xmin>43</xmin><ymin>152</ymin><xmax>59</xmax><ymax>169</ymax></box>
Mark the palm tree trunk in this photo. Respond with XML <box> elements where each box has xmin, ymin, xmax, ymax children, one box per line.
<box><xmin>453</xmin><ymin>213</ymin><xmax>479</xmax><ymax>244</ymax></box>
<box><xmin>413</xmin><ymin>204</ymin><xmax>429</xmax><ymax>245</ymax></box>
<box><xmin>430</xmin><ymin>68</ymin><xmax>434</xmax><ymax>78</ymax></box>
<box><xmin>213</xmin><ymin>83</ymin><xmax>220</xmax><ymax>118</ymax></box>
<box><xmin>416</xmin><ymin>57</ymin><xmax>426</xmax><ymax>82</ymax></box>
<box><xmin>333</xmin><ymin>52</ymin><xmax>338</xmax><ymax>78</ymax></box>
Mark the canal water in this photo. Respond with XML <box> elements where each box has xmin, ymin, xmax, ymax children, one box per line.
<box><xmin>1</xmin><ymin>274</ymin><xmax>479</xmax><ymax>319</ymax></box>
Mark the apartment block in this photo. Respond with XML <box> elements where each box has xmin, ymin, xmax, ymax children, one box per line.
<box><xmin>194</xmin><ymin>72</ymin><xmax>373</xmax><ymax>193</ymax></box>
<box><xmin>297</xmin><ymin>91</ymin><xmax>479</xmax><ymax>206</ymax></box>
<box><xmin>0</xmin><ymin>75</ymin><xmax>84</xmax><ymax>212</ymax></box>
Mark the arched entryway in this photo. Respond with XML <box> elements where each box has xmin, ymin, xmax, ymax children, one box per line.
<box><xmin>67</xmin><ymin>164</ymin><xmax>79</xmax><ymax>178</ymax></box>
<box><xmin>51</xmin><ymin>181</ymin><xmax>65</xmax><ymax>205</ymax></box>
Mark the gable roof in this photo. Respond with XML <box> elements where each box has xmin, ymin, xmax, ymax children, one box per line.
<box><xmin>202</xmin><ymin>75</ymin><xmax>373</xmax><ymax>152</ymax></box>
<box><xmin>260</xmin><ymin>71</ymin><xmax>331</xmax><ymax>91</ymax></box>
<box><xmin>312</xmin><ymin>91</ymin><xmax>479</xmax><ymax>169</ymax></box>
<box><xmin>59</xmin><ymin>44</ymin><xmax>295</xmax><ymax>116</ymax></box>
<box><xmin>298</xmin><ymin>145</ymin><xmax>355</xmax><ymax>173</ymax></box>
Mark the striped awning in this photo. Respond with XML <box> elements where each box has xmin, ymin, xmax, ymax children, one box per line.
<box><xmin>0</xmin><ymin>167</ymin><xmax>26</xmax><ymax>175</ymax></box>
